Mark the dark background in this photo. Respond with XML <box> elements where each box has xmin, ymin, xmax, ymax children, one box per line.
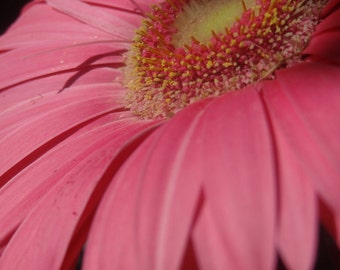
<box><xmin>0</xmin><ymin>0</ymin><xmax>32</xmax><ymax>34</ymax></box>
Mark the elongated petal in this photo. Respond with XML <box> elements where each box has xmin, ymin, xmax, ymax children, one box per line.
<box><xmin>0</xmin><ymin>83</ymin><xmax>122</xmax><ymax>135</ymax></box>
<box><xmin>262</xmin><ymin>79</ymin><xmax>319</xmax><ymax>270</ymax></box>
<box><xmin>0</xmin><ymin>43</ymin><xmax>125</xmax><ymax>90</ymax></box>
<box><xmin>0</xmin><ymin>67</ymin><xmax>121</xmax><ymax>112</ymax></box>
<box><xmin>46</xmin><ymin>0</ymin><xmax>138</xmax><ymax>38</ymax></box>
<box><xmin>263</xmin><ymin>63</ymin><xmax>340</xmax><ymax>259</ymax></box>
<box><xmin>85</xmin><ymin>0</ymin><xmax>161</xmax><ymax>13</ymax></box>
<box><xmin>85</xmin><ymin>87</ymin><xmax>276</xmax><ymax>270</ymax></box>
<box><xmin>0</xmin><ymin>120</ymin><xmax>158</xmax><ymax>270</ymax></box>
<box><xmin>84</xmin><ymin>99</ymin><xmax>210</xmax><ymax>270</ymax></box>
<box><xmin>191</xmin><ymin>202</ymin><xmax>228</xmax><ymax>270</ymax></box>
<box><xmin>0</xmin><ymin>114</ymin><xmax>137</xmax><ymax>250</ymax></box>
<box><xmin>0</xmin><ymin>85</ymin><xmax>123</xmax><ymax>180</ymax></box>
<box><xmin>264</xmin><ymin>63</ymin><xmax>340</xmax><ymax>213</ymax></box>
<box><xmin>0</xmin><ymin>2</ymin><xmax>114</xmax><ymax>49</ymax></box>
<box><xmin>191</xmin><ymin>89</ymin><xmax>276</xmax><ymax>270</ymax></box>
<box><xmin>275</xmin><ymin>144</ymin><xmax>318</xmax><ymax>270</ymax></box>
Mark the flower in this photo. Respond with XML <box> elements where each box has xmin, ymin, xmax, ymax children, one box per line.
<box><xmin>0</xmin><ymin>0</ymin><xmax>339</xmax><ymax>269</ymax></box>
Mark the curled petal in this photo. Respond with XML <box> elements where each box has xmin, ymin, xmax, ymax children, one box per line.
<box><xmin>305</xmin><ymin>6</ymin><xmax>340</xmax><ymax>64</ymax></box>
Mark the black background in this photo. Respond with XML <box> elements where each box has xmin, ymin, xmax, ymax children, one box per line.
<box><xmin>0</xmin><ymin>0</ymin><xmax>32</xmax><ymax>34</ymax></box>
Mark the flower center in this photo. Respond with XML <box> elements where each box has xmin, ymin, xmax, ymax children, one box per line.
<box><xmin>123</xmin><ymin>0</ymin><xmax>326</xmax><ymax>119</ymax></box>
<box><xmin>172</xmin><ymin>0</ymin><xmax>255</xmax><ymax>47</ymax></box>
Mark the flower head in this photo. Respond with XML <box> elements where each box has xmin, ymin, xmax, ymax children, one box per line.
<box><xmin>0</xmin><ymin>0</ymin><xmax>340</xmax><ymax>269</ymax></box>
<box><xmin>124</xmin><ymin>0</ymin><xmax>327</xmax><ymax>118</ymax></box>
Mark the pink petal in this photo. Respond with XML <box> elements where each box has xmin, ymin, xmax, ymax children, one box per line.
<box><xmin>0</xmin><ymin>85</ymin><xmax>124</xmax><ymax>180</ymax></box>
<box><xmin>84</xmin><ymin>99</ymin><xmax>210</xmax><ymax>270</ymax></box>
<box><xmin>0</xmin><ymin>83</ymin><xmax>123</xmax><ymax>135</ymax></box>
<box><xmin>0</xmin><ymin>120</ymin><xmax>158</xmax><ymax>270</ymax></box>
<box><xmin>262</xmin><ymin>78</ymin><xmax>319</xmax><ymax>269</ymax></box>
<box><xmin>0</xmin><ymin>113</ymin><xmax>136</xmax><ymax>251</ymax></box>
<box><xmin>191</xmin><ymin>89</ymin><xmax>276</xmax><ymax>270</ymax></box>
<box><xmin>321</xmin><ymin>0</ymin><xmax>340</xmax><ymax>17</ymax></box>
<box><xmin>0</xmin><ymin>67</ymin><xmax>121</xmax><ymax>112</ymax></box>
<box><xmin>191</xmin><ymin>202</ymin><xmax>229</xmax><ymax>270</ymax></box>
<box><xmin>0</xmin><ymin>2</ymin><xmax>114</xmax><ymax>49</ymax></box>
<box><xmin>305</xmin><ymin>7</ymin><xmax>340</xmax><ymax>63</ymax></box>
<box><xmin>46</xmin><ymin>0</ymin><xmax>138</xmax><ymax>38</ymax></box>
<box><xmin>0</xmin><ymin>0</ymin><xmax>131</xmax><ymax>104</ymax></box>
<box><xmin>84</xmin><ymin>0</ymin><xmax>161</xmax><ymax>14</ymax></box>
<box><xmin>274</xmin><ymin>144</ymin><xmax>318</xmax><ymax>270</ymax></box>
<box><xmin>264</xmin><ymin>62</ymin><xmax>340</xmax><ymax>214</ymax></box>
<box><xmin>85</xmin><ymin>87</ymin><xmax>276</xmax><ymax>269</ymax></box>
<box><xmin>317</xmin><ymin>4</ymin><xmax>340</xmax><ymax>33</ymax></box>
<box><xmin>263</xmin><ymin>62</ymin><xmax>340</xmax><ymax>267</ymax></box>
<box><xmin>0</xmin><ymin>42</ymin><xmax>125</xmax><ymax>90</ymax></box>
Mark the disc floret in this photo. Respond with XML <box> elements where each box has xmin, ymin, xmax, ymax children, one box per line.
<box><xmin>123</xmin><ymin>0</ymin><xmax>326</xmax><ymax>119</ymax></box>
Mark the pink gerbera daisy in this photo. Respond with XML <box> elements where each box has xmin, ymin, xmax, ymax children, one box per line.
<box><xmin>0</xmin><ymin>0</ymin><xmax>339</xmax><ymax>269</ymax></box>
